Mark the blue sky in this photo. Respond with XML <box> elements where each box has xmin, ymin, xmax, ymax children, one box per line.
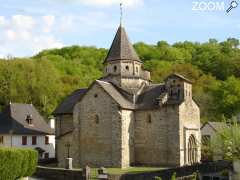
<box><xmin>0</xmin><ymin>0</ymin><xmax>240</xmax><ymax>57</ymax></box>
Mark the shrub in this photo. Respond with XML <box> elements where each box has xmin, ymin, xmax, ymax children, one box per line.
<box><xmin>0</xmin><ymin>148</ymin><xmax>38</xmax><ymax>180</ymax></box>
<box><xmin>155</xmin><ymin>176</ymin><xmax>162</xmax><ymax>180</ymax></box>
<box><xmin>171</xmin><ymin>172</ymin><xmax>176</xmax><ymax>180</ymax></box>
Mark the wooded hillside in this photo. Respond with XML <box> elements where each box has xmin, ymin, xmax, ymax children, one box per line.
<box><xmin>0</xmin><ymin>38</ymin><xmax>240</xmax><ymax>122</ymax></box>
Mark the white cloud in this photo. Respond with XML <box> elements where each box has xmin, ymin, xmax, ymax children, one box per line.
<box><xmin>59</xmin><ymin>15</ymin><xmax>74</xmax><ymax>32</ymax></box>
<box><xmin>0</xmin><ymin>16</ymin><xmax>6</xmax><ymax>26</ymax></box>
<box><xmin>6</xmin><ymin>30</ymin><xmax>16</xmax><ymax>40</ymax></box>
<box><xmin>12</xmin><ymin>15</ymin><xmax>35</xmax><ymax>30</ymax></box>
<box><xmin>80</xmin><ymin>0</ymin><xmax>143</xmax><ymax>7</ymax></box>
<box><xmin>33</xmin><ymin>35</ymin><xmax>64</xmax><ymax>52</ymax></box>
<box><xmin>42</xmin><ymin>15</ymin><xmax>55</xmax><ymax>33</ymax></box>
<box><xmin>0</xmin><ymin>14</ymin><xmax>64</xmax><ymax>57</ymax></box>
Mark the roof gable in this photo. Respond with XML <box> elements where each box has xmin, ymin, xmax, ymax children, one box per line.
<box><xmin>0</xmin><ymin>103</ymin><xmax>54</xmax><ymax>135</ymax></box>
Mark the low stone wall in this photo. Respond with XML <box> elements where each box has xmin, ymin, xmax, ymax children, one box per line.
<box><xmin>108</xmin><ymin>161</ymin><xmax>232</xmax><ymax>180</ymax></box>
<box><xmin>33</xmin><ymin>166</ymin><xmax>83</xmax><ymax>180</ymax></box>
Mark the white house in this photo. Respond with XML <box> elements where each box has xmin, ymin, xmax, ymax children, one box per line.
<box><xmin>0</xmin><ymin>103</ymin><xmax>55</xmax><ymax>159</ymax></box>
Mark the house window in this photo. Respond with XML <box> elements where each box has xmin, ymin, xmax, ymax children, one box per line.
<box><xmin>0</xmin><ymin>136</ymin><xmax>3</xmax><ymax>144</ymax></box>
<box><xmin>44</xmin><ymin>153</ymin><xmax>49</xmax><ymax>159</ymax></box>
<box><xmin>125</xmin><ymin>66</ymin><xmax>129</xmax><ymax>70</ymax></box>
<box><xmin>32</xmin><ymin>136</ymin><xmax>37</xmax><ymax>145</ymax></box>
<box><xmin>45</xmin><ymin>136</ymin><xmax>49</xmax><ymax>145</ymax></box>
<box><xmin>202</xmin><ymin>135</ymin><xmax>211</xmax><ymax>146</ymax></box>
<box><xmin>26</xmin><ymin>114</ymin><xmax>33</xmax><ymax>125</ymax></box>
<box><xmin>94</xmin><ymin>94</ymin><xmax>98</xmax><ymax>98</ymax></box>
<box><xmin>22</xmin><ymin>136</ymin><xmax>27</xmax><ymax>145</ymax></box>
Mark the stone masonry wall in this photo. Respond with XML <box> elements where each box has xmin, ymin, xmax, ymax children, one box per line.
<box><xmin>56</xmin><ymin>115</ymin><xmax>74</xmax><ymax>137</ymax></box>
<box><xmin>134</xmin><ymin>105</ymin><xmax>180</xmax><ymax>166</ymax></box>
<box><xmin>56</xmin><ymin>132</ymin><xmax>74</xmax><ymax>168</ymax></box>
<box><xmin>121</xmin><ymin>110</ymin><xmax>135</xmax><ymax>167</ymax></box>
<box><xmin>179</xmin><ymin>100</ymin><xmax>201</xmax><ymax>165</ymax></box>
<box><xmin>75</xmin><ymin>82</ymin><xmax>123</xmax><ymax>167</ymax></box>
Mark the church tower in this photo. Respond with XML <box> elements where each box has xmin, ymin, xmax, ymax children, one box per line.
<box><xmin>103</xmin><ymin>25</ymin><xmax>151</xmax><ymax>93</ymax></box>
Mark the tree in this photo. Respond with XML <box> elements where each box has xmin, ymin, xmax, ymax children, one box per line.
<box><xmin>213</xmin><ymin>76</ymin><xmax>240</xmax><ymax>118</ymax></box>
<box><xmin>211</xmin><ymin>119</ymin><xmax>240</xmax><ymax>160</ymax></box>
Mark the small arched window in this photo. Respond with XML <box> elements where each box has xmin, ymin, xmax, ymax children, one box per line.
<box><xmin>95</xmin><ymin>115</ymin><xmax>100</xmax><ymax>124</ymax></box>
<box><xmin>147</xmin><ymin>114</ymin><xmax>152</xmax><ymax>124</ymax></box>
<box><xmin>136</xmin><ymin>67</ymin><xmax>139</xmax><ymax>73</ymax></box>
<box><xmin>125</xmin><ymin>66</ymin><xmax>129</xmax><ymax>71</ymax></box>
<box><xmin>113</xmin><ymin>66</ymin><xmax>117</xmax><ymax>72</ymax></box>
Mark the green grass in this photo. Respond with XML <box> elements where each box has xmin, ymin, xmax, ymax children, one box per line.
<box><xmin>90</xmin><ymin>167</ymin><xmax>166</xmax><ymax>179</ymax></box>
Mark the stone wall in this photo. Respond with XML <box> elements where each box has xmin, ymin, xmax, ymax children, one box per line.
<box><xmin>56</xmin><ymin>132</ymin><xmax>74</xmax><ymax>168</ymax></box>
<box><xmin>121</xmin><ymin>110</ymin><xmax>134</xmax><ymax>167</ymax></box>
<box><xmin>56</xmin><ymin>115</ymin><xmax>74</xmax><ymax>137</ymax></box>
<box><xmin>107</xmin><ymin>161</ymin><xmax>232</xmax><ymax>180</ymax></box>
<box><xmin>33</xmin><ymin>166</ymin><xmax>83</xmax><ymax>180</ymax></box>
<box><xmin>179</xmin><ymin>100</ymin><xmax>201</xmax><ymax>165</ymax></box>
<box><xmin>74</xmin><ymin>83</ymin><xmax>123</xmax><ymax>167</ymax></box>
<box><xmin>134</xmin><ymin>105</ymin><xmax>180</xmax><ymax>166</ymax></box>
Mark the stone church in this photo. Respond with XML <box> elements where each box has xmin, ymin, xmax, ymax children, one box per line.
<box><xmin>54</xmin><ymin>24</ymin><xmax>201</xmax><ymax>168</ymax></box>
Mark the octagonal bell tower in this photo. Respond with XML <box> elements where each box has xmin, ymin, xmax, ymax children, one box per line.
<box><xmin>102</xmin><ymin>24</ymin><xmax>151</xmax><ymax>93</ymax></box>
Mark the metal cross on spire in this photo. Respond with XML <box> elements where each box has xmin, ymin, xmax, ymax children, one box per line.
<box><xmin>120</xmin><ymin>2</ymin><xmax>123</xmax><ymax>26</ymax></box>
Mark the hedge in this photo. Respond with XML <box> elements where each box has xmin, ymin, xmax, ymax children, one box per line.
<box><xmin>0</xmin><ymin>148</ymin><xmax>38</xmax><ymax>180</ymax></box>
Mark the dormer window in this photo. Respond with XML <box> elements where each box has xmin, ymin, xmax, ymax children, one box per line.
<box><xmin>26</xmin><ymin>114</ymin><xmax>33</xmax><ymax>125</ymax></box>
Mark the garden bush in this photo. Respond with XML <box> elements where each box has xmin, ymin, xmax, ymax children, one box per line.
<box><xmin>0</xmin><ymin>148</ymin><xmax>38</xmax><ymax>180</ymax></box>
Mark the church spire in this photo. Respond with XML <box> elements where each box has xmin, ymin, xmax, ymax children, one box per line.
<box><xmin>104</xmin><ymin>25</ymin><xmax>141</xmax><ymax>63</ymax></box>
<box><xmin>120</xmin><ymin>2</ymin><xmax>123</xmax><ymax>26</ymax></box>
<box><xmin>104</xmin><ymin>2</ymin><xmax>141</xmax><ymax>63</ymax></box>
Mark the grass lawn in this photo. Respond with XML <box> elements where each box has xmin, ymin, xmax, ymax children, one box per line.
<box><xmin>90</xmin><ymin>167</ymin><xmax>167</xmax><ymax>179</ymax></box>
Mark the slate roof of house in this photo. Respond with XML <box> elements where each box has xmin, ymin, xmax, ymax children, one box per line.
<box><xmin>53</xmin><ymin>88</ymin><xmax>87</xmax><ymax>115</ymax></box>
<box><xmin>201</xmin><ymin>121</ymin><xmax>228</xmax><ymax>132</ymax></box>
<box><xmin>104</xmin><ymin>25</ymin><xmax>141</xmax><ymax>63</ymax></box>
<box><xmin>0</xmin><ymin>103</ymin><xmax>54</xmax><ymax>135</ymax></box>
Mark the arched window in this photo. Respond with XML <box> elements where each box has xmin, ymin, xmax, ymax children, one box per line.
<box><xmin>125</xmin><ymin>66</ymin><xmax>129</xmax><ymax>71</ymax></box>
<box><xmin>188</xmin><ymin>135</ymin><xmax>198</xmax><ymax>164</ymax></box>
<box><xmin>95</xmin><ymin>115</ymin><xmax>99</xmax><ymax>124</ymax></box>
<box><xmin>136</xmin><ymin>67</ymin><xmax>139</xmax><ymax>73</ymax></box>
<box><xmin>113</xmin><ymin>66</ymin><xmax>117</xmax><ymax>72</ymax></box>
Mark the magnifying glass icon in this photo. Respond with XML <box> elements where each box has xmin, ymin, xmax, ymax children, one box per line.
<box><xmin>226</xmin><ymin>1</ymin><xmax>238</xmax><ymax>13</ymax></box>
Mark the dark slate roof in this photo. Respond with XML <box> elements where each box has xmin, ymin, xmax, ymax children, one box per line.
<box><xmin>165</xmin><ymin>73</ymin><xmax>193</xmax><ymax>84</ymax></box>
<box><xmin>96</xmin><ymin>80</ymin><xmax>135</xmax><ymax>109</ymax></box>
<box><xmin>53</xmin><ymin>88</ymin><xmax>87</xmax><ymax>115</ymax></box>
<box><xmin>201</xmin><ymin>122</ymin><xmax>228</xmax><ymax>132</ymax></box>
<box><xmin>0</xmin><ymin>103</ymin><xmax>54</xmax><ymax>135</ymax></box>
<box><xmin>104</xmin><ymin>25</ymin><xmax>141</xmax><ymax>63</ymax></box>
<box><xmin>136</xmin><ymin>84</ymin><xmax>165</xmax><ymax>109</ymax></box>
